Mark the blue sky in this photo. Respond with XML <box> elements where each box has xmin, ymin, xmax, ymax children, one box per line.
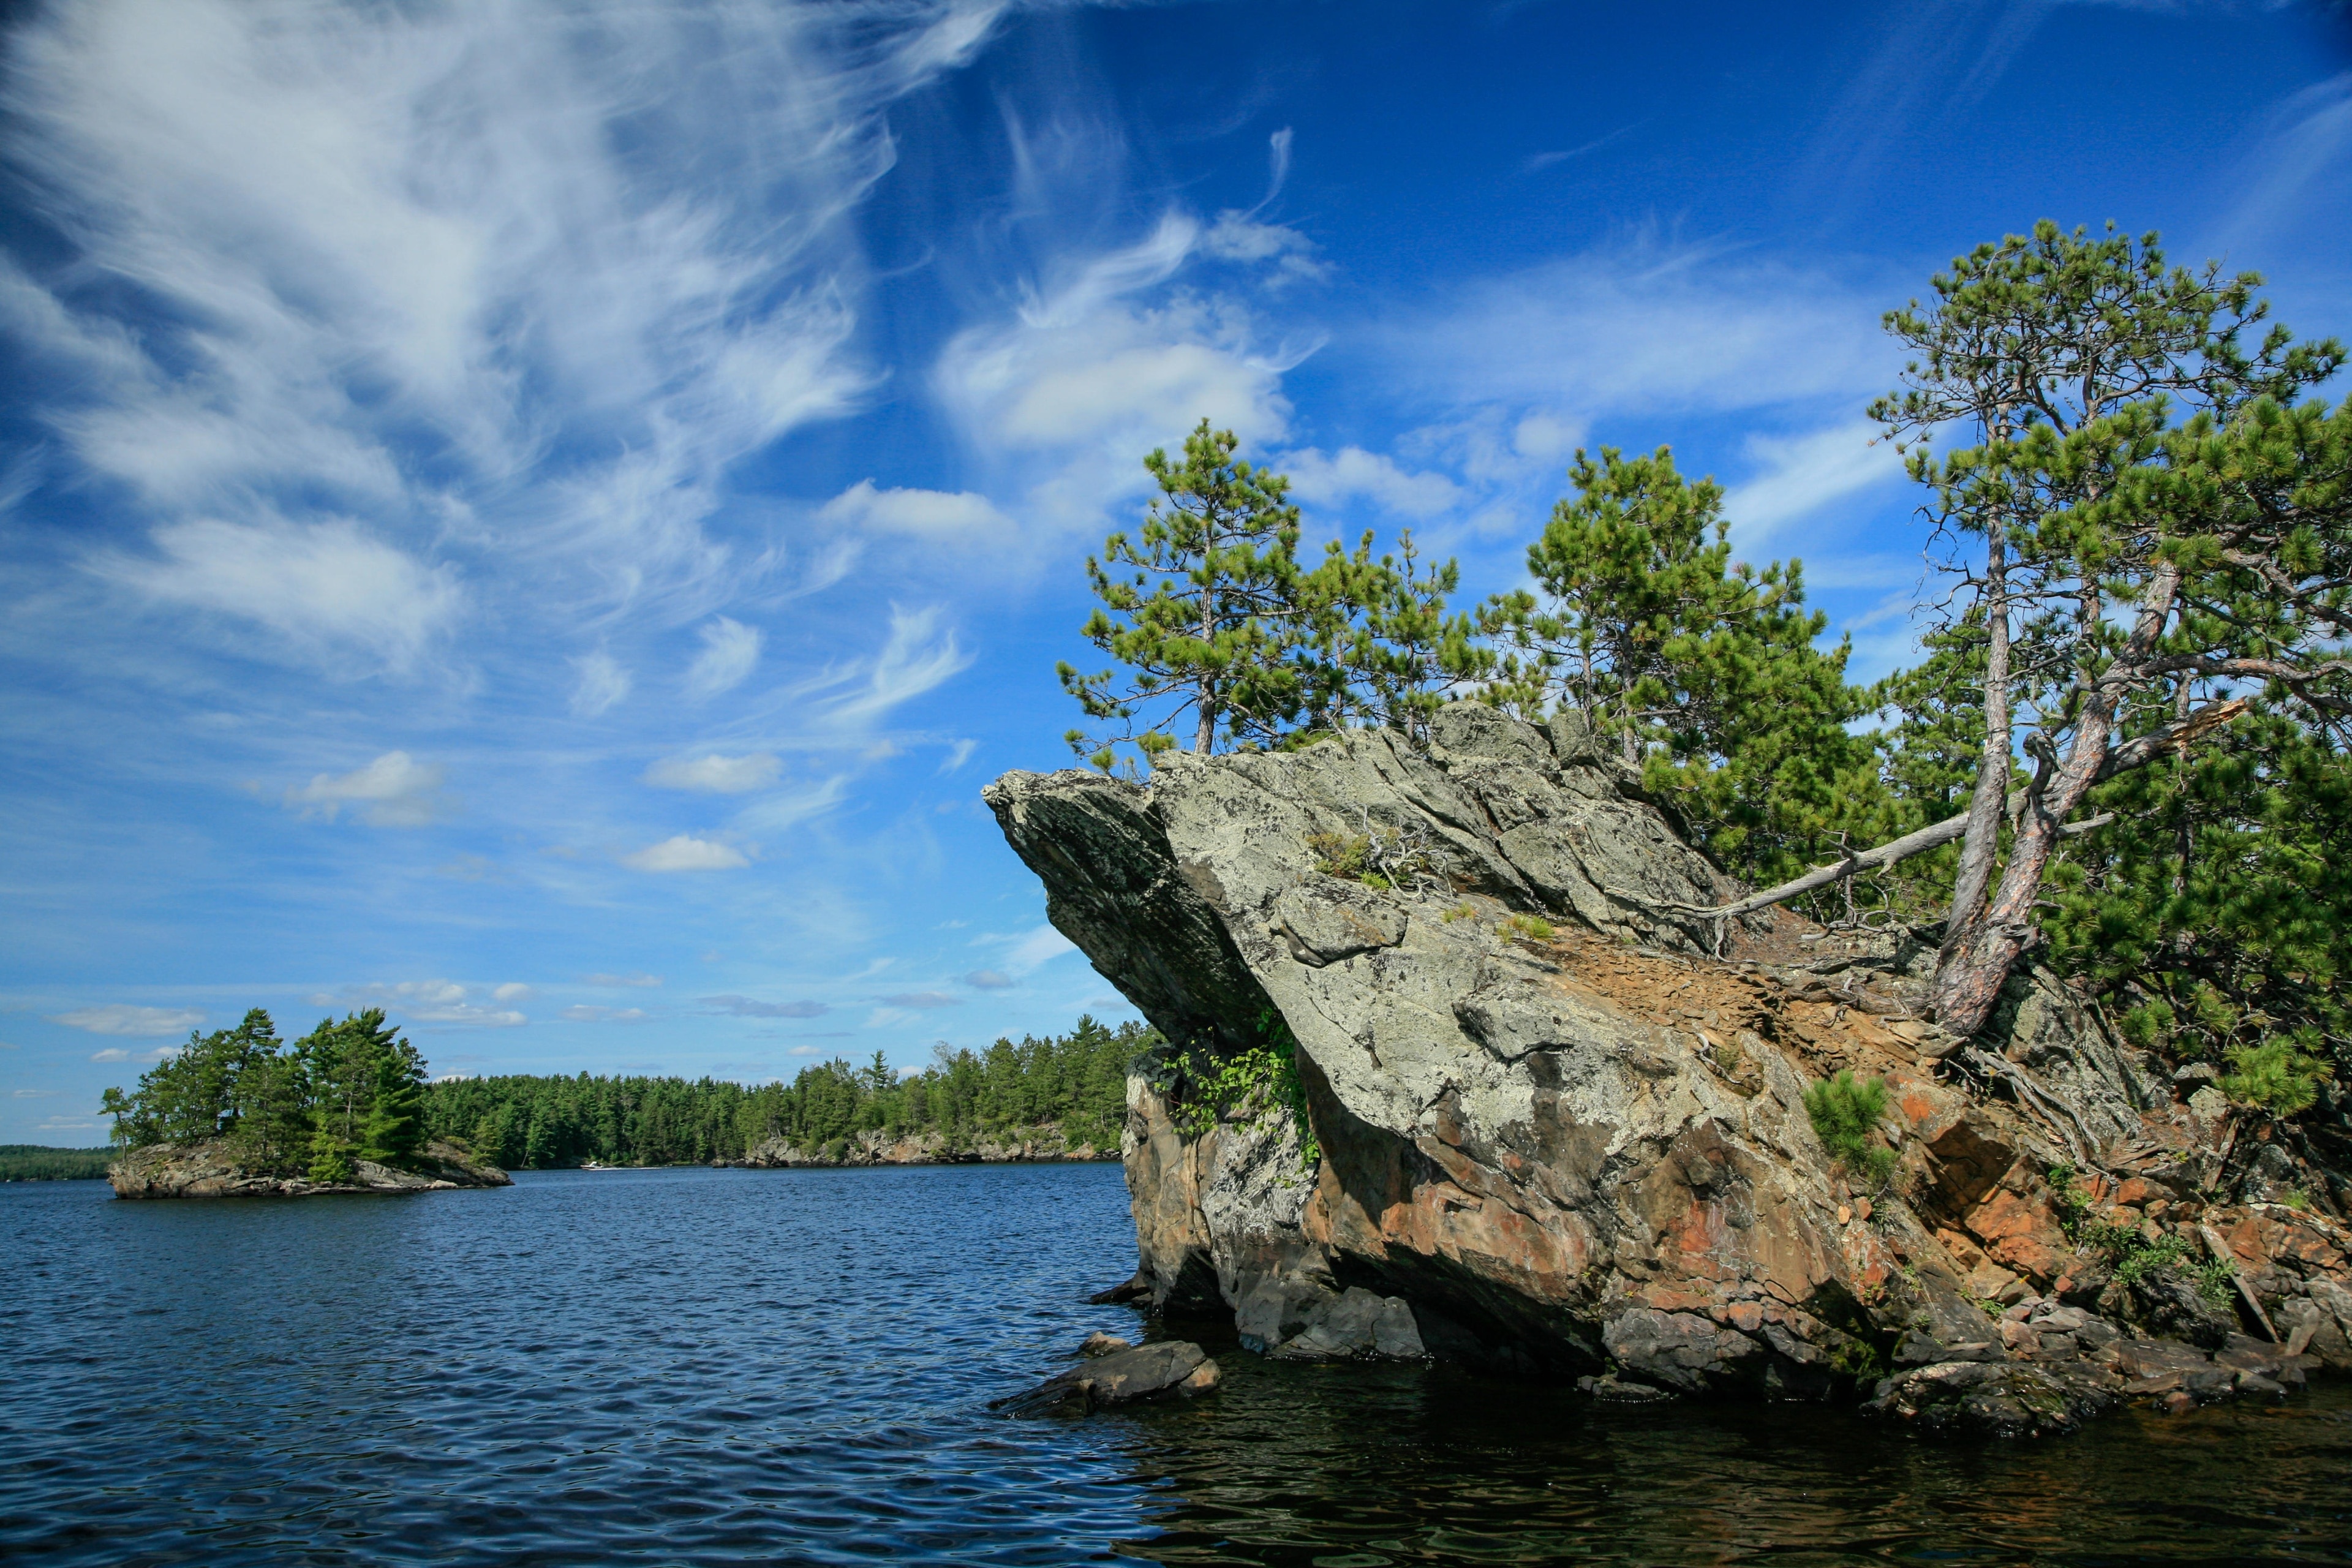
<box><xmin>4</xmin><ymin>0</ymin><xmax>2349</xmax><ymax>1140</ymax></box>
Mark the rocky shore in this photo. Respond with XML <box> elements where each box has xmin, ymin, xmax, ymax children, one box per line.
<box><xmin>734</xmin><ymin>1125</ymin><xmax>1116</xmax><ymax>1167</ymax></box>
<box><xmin>985</xmin><ymin>703</ymin><xmax>2352</xmax><ymax>1436</ymax></box>
<box><xmin>108</xmin><ymin>1138</ymin><xmax>511</xmax><ymax>1197</ymax></box>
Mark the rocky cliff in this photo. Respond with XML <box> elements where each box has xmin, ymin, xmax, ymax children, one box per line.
<box><xmin>108</xmin><ymin>1138</ymin><xmax>511</xmax><ymax>1197</ymax></box>
<box><xmin>986</xmin><ymin>704</ymin><xmax>2352</xmax><ymax>1435</ymax></box>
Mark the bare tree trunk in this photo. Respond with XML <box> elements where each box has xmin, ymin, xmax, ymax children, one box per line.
<box><xmin>1939</xmin><ymin>527</ymin><xmax>2013</xmax><ymax>974</ymax></box>
<box><xmin>1933</xmin><ymin>563</ymin><xmax>2182</xmax><ymax>1038</ymax></box>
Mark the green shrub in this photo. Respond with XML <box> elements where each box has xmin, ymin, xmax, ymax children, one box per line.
<box><xmin>1306</xmin><ymin>831</ymin><xmax>1372</xmax><ymax>880</ymax></box>
<box><xmin>1163</xmin><ymin>1009</ymin><xmax>1319</xmax><ymax>1170</ymax></box>
<box><xmin>1504</xmin><ymin>913</ymin><xmax>1556</xmax><ymax>941</ymax></box>
<box><xmin>1804</xmin><ymin>1071</ymin><xmax>1895</xmax><ymax>1185</ymax></box>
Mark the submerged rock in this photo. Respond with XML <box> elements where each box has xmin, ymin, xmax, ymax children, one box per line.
<box><xmin>986</xmin><ymin>704</ymin><xmax>2352</xmax><ymax>1437</ymax></box>
<box><xmin>108</xmin><ymin>1138</ymin><xmax>511</xmax><ymax>1198</ymax></box>
<box><xmin>994</xmin><ymin>1339</ymin><xmax>1221</xmax><ymax>1416</ymax></box>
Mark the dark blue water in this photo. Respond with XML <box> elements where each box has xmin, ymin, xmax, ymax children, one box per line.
<box><xmin>6</xmin><ymin>1166</ymin><xmax>2351</xmax><ymax>1566</ymax></box>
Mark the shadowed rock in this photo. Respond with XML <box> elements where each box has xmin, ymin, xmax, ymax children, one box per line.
<box><xmin>993</xmin><ymin>1340</ymin><xmax>1219</xmax><ymax>1417</ymax></box>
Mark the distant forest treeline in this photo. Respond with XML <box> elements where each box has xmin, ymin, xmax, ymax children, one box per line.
<box><xmin>0</xmin><ymin>1145</ymin><xmax>114</xmax><ymax>1182</ymax></box>
<box><xmin>425</xmin><ymin>1016</ymin><xmax>1153</xmax><ymax>1168</ymax></box>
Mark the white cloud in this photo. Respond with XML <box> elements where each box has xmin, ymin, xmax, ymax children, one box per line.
<box><xmin>932</xmin><ymin>212</ymin><xmax>1303</xmax><ymax>535</ymax></box>
<box><xmin>284</xmin><ymin>752</ymin><xmax>448</xmax><ymax>827</ymax></box>
<box><xmin>95</xmin><ymin>515</ymin><xmax>461</xmax><ymax>671</ymax></box>
<box><xmin>1721</xmin><ymin>420</ymin><xmax>1904</xmax><ymax>549</ymax></box>
<box><xmin>53</xmin><ymin>1004</ymin><xmax>203</xmax><ymax>1036</ymax></box>
<box><xmin>1200</xmin><ymin>211</ymin><xmax>1327</xmax><ymax>282</ymax></box>
<box><xmin>940</xmin><ymin>739</ymin><xmax>978</xmax><ymax>773</ymax></box>
<box><xmin>492</xmin><ymin>983</ymin><xmax>534</xmax><ymax>1003</ymax></box>
<box><xmin>570</xmin><ymin>652</ymin><xmax>632</xmax><ymax>718</ymax></box>
<box><xmin>4</xmin><ymin>0</ymin><xmax>1006</xmax><ymax>644</ymax></box>
<box><xmin>1374</xmin><ymin>238</ymin><xmax>1896</xmax><ymax>422</ymax></box>
<box><xmin>1281</xmin><ymin>445</ymin><xmax>1463</xmax><ymax>520</ymax></box>
<box><xmin>1002</xmin><ymin>923</ymin><xmax>1076</xmax><ymax>974</ymax></box>
<box><xmin>821</xmin><ymin>480</ymin><xmax>1014</xmax><ymax>541</ymax></box>
<box><xmin>830</xmin><ymin>605</ymin><xmax>971</xmax><ymax>723</ymax></box>
<box><xmin>11</xmin><ymin>1088</ymin><xmax>58</xmax><ymax>1098</ymax></box>
<box><xmin>559</xmin><ymin>1005</ymin><xmax>648</xmax><ymax>1023</ymax></box>
<box><xmin>622</xmin><ymin>835</ymin><xmax>749</xmax><ymax>872</ymax></box>
<box><xmin>644</xmin><ymin>753</ymin><xmax>781</xmax><ymax>793</ymax></box>
<box><xmin>962</xmin><ymin>970</ymin><xmax>1013</xmax><ymax>989</ymax></box>
<box><xmin>685</xmin><ymin>617</ymin><xmax>763</xmax><ymax>699</ymax></box>
<box><xmin>337</xmin><ymin>979</ymin><xmax>527</xmax><ymax>1028</ymax></box>
<box><xmin>89</xmin><ymin>1048</ymin><xmax>130</xmax><ymax>1063</ymax></box>
<box><xmin>583</xmin><ymin>972</ymin><xmax>663</xmax><ymax>988</ymax></box>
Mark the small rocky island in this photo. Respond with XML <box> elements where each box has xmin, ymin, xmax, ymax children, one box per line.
<box><xmin>109</xmin><ymin>1137</ymin><xmax>511</xmax><ymax>1199</ymax></box>
<box><xmin>986</xmin><ymin>704</ymin><xmax>2352</xmax><ymax>1437</ymax></box>
<box><xmin>99</xmin><ymin>1007</ymin><xmax>511</xmax><ymax>1199</ymax></box>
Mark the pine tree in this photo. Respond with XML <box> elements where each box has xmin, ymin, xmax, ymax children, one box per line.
<box><xmin>1479</xmin><ymin>445</ymin><xmax>1882</xmax><ymax>895</ymax></box>
<box><xmin>1060</xmin><ymin>420</ymin><xmax>1308</xmax><ymax>769</ymax></box>
<box><xmin>358</xmin><ymin>1039</ymin><xmax>428</xmax><ymax>1166</ymax></box>
<box><xmin>1869</xmin><ymin>221</ymin><xmax>2346</xmax><ymax>1035</ymax></box>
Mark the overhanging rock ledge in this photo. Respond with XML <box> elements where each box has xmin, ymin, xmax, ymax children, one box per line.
<box><xmin>984</xmin><ymin>704</ymin><xmax>2352</xmax><ymax>1434</ymax></box>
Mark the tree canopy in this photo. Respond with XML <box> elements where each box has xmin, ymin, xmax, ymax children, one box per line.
<box><xmin>1057</xmin><ymin>220</ymin><xmax>2350</xmax><ymax>1125</ymax></box>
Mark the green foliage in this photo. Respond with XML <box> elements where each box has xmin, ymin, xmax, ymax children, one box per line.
<box><xmin>1061</xmin><ymin>421</ymin><xmax>1491</xmax><ymax>771</ymax></box>
<box><xmin>100</xmin><ymin>1008</ymin><xmax>428</xmax><ymax>1177</ymax></box>
<box><xmin>426</xmin><ymin>1016</ymin><xmax>1156</xmax><ymax>1167</ymax></box>
<box><xmin>1479</xmin><ymin>445</ymin><xmax>1886</xmax><ymax>897</ymax></box>
<box><xmin>1060</xmin><ymin>420</ymin><xmax>1307</xmax><ymax>767</ymax></box>
<box><xmin>1305</xmin><ymin>831</ymin><xmax>1372</xmax><ymax>879</ymax></box>
<box><xmin>1158</xmin><ymin>1008</ymin><xmax>1319</xmax><ymax>1170</ymax></box>
<box><xmin>1804</xmin><ymin>1071</ymin><xmax>1896</xmax><ymax>1186</ymax></box>
<box><xmin>0</xmin><ymin>1146</ymin><xmax>115</xmax><ymax>1182</ymax></box>
<box><xmin>2220</xmin><ymin>1038</ymin><xmax>2330</xmax><ymax>1116</ymax></box>
<box><xmin>2047</xmin><ymin>1163</ymin><xmax>2237</xmax><ymax>1306</ymax></box>
<box><xmin>1503</xmin><ymin>913</ymin><xmax>1555</xmax><ymax>941</ymax></box>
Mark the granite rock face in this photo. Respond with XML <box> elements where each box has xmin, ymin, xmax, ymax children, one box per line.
<box><xmin>108</xmin><ymin>1138</ymin><xmax>511</xmax><ymax>1197</ymax></box>
<box><xmin>985</xmin><ymin>705</ymin><xmax>2352</xmax><ymax>1434</ymax></box>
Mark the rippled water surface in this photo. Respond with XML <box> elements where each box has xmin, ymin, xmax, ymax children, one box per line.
<box><xmin>6</xmin><ymin>1164</ymin><xmax>2351</xmax><ymax>1566</ymax></box>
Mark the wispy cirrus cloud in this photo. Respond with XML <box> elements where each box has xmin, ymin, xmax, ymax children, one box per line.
<box><xmin>701</xmin><ymin>995</ymin><xmax>828</xmax><ymax>1019</ymax></box>
<box><xmin>622</xmin><ymin>835</ymin><xmax>750</xmax><ymax>873</ymax></box>
<box><xmin>52</xmin><ymin>1004</ymin><xmax>202</xmax><ymax>1036</ymax></box>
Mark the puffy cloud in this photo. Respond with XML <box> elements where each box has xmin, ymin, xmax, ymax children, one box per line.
<box><xmin>570</xmin><ymin>652</ymin><xmax>632</xmax><ymax>718</ymax></box>
<box><xmin>491</xmin><ymin>983</ymin><xmax>535</xmax><ymax>1002</ymax></box>
<box><xmin>684</xmin><ymin>617</ymin><xmax>763</xmax><ymax>699</ymax></box>
<box><xmin>644</xmin><ymin>753</ymin><xmax>780</xmax><ymax>793</ymax></box>
<box><xmin>52</xmin><ymin>1004</ymin><xmax>203</xmax><ymax>1036</ymax></box>
<box><xmin>284</xmin><ymin>752</ymin><xmax>448</xmax><ymax>827</ymax></box>
<box><xmin>94</xmin><ymin>515</ymin><xmax>461</xmax><ymax>671</ymax></box>
<box><xmin>582</xmin><ymin>973</ymin><xmax>662</xmax><ymax>988</ymax></box>
<box><xmin>621</xmin><ymin>835</ymin><xmax>749</xmax><ymax>872</ymax></box>
<box><xmin>1280</xmin><ymin>445</ymin><xmax>1463</xmax><ymax>520</ymax></box>
<box><xmin>820</xmin><ymin>480</ymin><xmax>1013</xmax><ymax>541</ymax></box>
<box><xmin>701</xmin><ymin>995</ymin><xmax>827</xmax><ymax>1018</ymax></box>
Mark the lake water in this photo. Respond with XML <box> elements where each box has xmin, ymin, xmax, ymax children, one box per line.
<box><xmin>6</xmin><ymin>1163</ymin><xmax>2351</xmax><ymax>1566</ymax></box>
